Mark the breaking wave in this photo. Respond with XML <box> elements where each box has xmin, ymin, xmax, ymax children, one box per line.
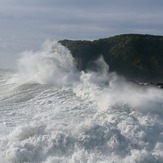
<box><xmin>8</xmin><ymin>40</ymin><xmax>77</xmax><ymax>86</ymax></box>
<box><xmin>0</xmin><ymin>41</ymin><xmax>163</xmax><ymax>163</ymax></box>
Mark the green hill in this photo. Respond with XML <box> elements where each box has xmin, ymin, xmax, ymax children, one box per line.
<box><xmin>59</xmin><ymin>34</ymin><xmax>163</xmax><ymax>82</ymax></box>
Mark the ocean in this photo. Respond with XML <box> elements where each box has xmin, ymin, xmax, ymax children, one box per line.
<box><xmin>0</xmin><ymin>41</ymin><xmax>163</xmax><ymax>163</ymax></box>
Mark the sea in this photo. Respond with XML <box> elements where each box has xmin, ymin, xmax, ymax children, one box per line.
<box><xmin>0</xmin><ymin>41</ymin><xmax>163</xmax><ymax>163</ymax></box>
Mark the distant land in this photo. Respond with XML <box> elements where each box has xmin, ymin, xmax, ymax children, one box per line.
<box><xmin>59</xmin><ymin>34</ymin><xmax>163</xmax><ymax>82</ymax></box>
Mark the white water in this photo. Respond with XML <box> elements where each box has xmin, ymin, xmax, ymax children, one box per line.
<box><xmin>0</xmin><ymin>41</ymin><xmax>163</xmax><ymax>163</ymax></box>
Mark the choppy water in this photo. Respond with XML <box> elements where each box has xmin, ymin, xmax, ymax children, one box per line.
<box><xmin>0</xmin><ymin>42</ymin><xmax>163</xmax><ymax>163</ymax></box>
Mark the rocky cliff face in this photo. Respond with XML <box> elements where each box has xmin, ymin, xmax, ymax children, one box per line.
<box><xmin>59</xmin><ymin>34</ymin><xmax>163</xmax><ymax>82</ymax></box>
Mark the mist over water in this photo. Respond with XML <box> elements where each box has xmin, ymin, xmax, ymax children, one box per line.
<box><xmin>0</xmin><ymin>41</ymin><xmax>163</xmax><ymax>163</ymax></box>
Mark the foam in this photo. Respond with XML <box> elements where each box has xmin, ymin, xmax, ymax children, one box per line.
<box><xmin>0</xmin><ymin>41</ymin><xmax>163</xmax><ymax>162</ymax></box>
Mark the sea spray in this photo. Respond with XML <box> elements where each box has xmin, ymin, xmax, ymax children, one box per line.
<box><xmin>0</xmin><ymin>41</ymin><xmax>163</xmax><ymax>162</ymax></box>
<box><xmin>8</xmin><ymin>41</ymin><xmax>78</xmax><ymax>86</ymax></box>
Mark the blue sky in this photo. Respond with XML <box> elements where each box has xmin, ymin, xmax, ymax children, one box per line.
<box><xmin>0</xmin><ymin>0</ymin><xmax>163</xmax><ymax>68</ymax></box>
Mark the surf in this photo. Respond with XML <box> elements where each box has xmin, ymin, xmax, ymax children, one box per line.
<box><xmin>0</xmin><ymin>41</ymin><xmax>163</xmax><ymax>163</ymax></box>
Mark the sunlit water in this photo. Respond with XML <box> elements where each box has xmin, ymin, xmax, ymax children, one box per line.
<box><xmin>0</xmin><ymin>42</ymin><xmax>163</xmax><ymax>163</ymax></box>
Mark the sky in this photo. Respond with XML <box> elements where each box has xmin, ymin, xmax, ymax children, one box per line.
<box><xmin>0</xmin><ymin>0</ymin><xmax>163</xmax><ymax>68</ymax></box>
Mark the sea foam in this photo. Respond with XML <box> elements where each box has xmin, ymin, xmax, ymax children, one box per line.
<box><xmin>0</xmin><ymin>41</ymin><xmax>163</xmax><ymax>163</ymax></box>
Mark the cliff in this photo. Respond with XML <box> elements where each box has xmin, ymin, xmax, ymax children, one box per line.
<box><xmin>59</xmin><ymin>34</ymin><xmax>163</xmax><ymax>82</ymax></box>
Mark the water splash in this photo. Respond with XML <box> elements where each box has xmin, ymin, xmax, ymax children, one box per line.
<box><xmin>8</xmin><ymin>41</ymin><xmax>77</xmax><ymax>86</ymax></box>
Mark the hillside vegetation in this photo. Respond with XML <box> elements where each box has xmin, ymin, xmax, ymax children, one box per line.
<box><xmin>59</xmin><ymin>34</ymin><xmax>163</xmax><ymax>82</ymax></box>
